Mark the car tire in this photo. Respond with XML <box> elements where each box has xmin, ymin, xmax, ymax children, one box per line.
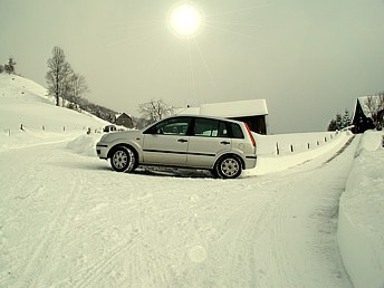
<box><xmin>215</xmin><ymin>155</ymin><xmax>242</xmax><ymax>179</ymax></box>
<box><xmin>110</xmin><ymin>146</ymin><xmax>137</xmax><ymax>173</ymax></box>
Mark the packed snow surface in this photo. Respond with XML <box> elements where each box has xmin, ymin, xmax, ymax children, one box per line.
<box><xmin>1</xmin><ymin>74</ymin><xmax>383</xmax><ymax>287</ymax></box>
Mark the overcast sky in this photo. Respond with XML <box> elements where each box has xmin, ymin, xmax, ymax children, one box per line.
<box><xmin>1</xmin><ymin>0</ymin><xmax>384</xmax><ymax>133</ymax></box>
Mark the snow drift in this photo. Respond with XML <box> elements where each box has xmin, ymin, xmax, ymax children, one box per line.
<box><xmin>338</xmin><ymin>131</ymin><xmax>384</xmax><ymax>288</ymax></box>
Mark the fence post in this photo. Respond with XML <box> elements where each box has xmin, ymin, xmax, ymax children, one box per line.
<box><xmin>324</xmin><ymin>137</ymin><xmax>327</xmax><ymax>142</ymax></box>
<box><xmin>8</xmin><ymin>129</ymin><xmax>11</xmax><ymax>136</ymax></box>
<box><xmin>307</xmin><ymin>143</ymin><xmax>310</xmax><ymax>149</ymax></box>
<box><xmin>290</xmin><ymin>145</ymin><xmax>294</xmax><ymax>153</ymax></box>
<box><xmin>276</xmin><ymin>142</ymin><xmax>280</xmax><ymax>155</ymax></box>
<box><xmin>317</xmin><ymin>141</ymin><xmax>320</xmax><ymax>146</ymax></box>
<box><xmin>382</xmin><ymin>135</ymin><xmax>384</xmax><ymax>148</ymax></box>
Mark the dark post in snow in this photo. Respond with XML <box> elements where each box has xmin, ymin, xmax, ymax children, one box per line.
<box><xmin>276</xmin><ymin>142</ymin><xmax>280</xmax><ymax>155</ymax></box>
<box><xmin>290</xmin><ymin>145</ymin><xmax>294</xmax><ymax>153</ymax></box>
<box><xmin>307</xmin><ymin>143</ymin><xmax>310</xmax><ymax>150</ymax></box>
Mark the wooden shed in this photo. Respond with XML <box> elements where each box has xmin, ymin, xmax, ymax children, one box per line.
<box><xmin>351</xmin><ymin>96</ymin><xmax>379</xmax><ymax>133</ymax></box>
<box><xmin>114</xmin><ymin>113</ymin><xmax>134</xmax><ymax>128</ymax></box>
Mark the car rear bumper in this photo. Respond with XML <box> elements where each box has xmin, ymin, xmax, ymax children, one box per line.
<box><xmin>245</xmin><ymin>155</ymin><xmax>257</xmax><ymax>169</ymax></box>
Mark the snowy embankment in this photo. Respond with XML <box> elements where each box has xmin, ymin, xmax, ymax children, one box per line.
<box><xmin>0</xmin><ymin>74</ymin><xmax>109</xmax><ymax>151</ymax></box>
<box><xmin>250</xmin><ymin>131</ymin><xmax>350</xmax><ymax>175</ymax></box>
<box><xmin>337</xmin><ymin>131</ymin><xmax>384</xmax><ymax>288</ymax></box>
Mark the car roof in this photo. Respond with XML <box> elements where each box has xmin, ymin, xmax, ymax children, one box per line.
<box><xmin>167</xmin><ymin>114</ymin><xmax>245</xmax><ymax>125</ymax></box>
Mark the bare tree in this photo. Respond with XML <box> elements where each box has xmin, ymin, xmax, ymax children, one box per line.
<box><xmin>0</xmin><ymin>64</ymin><xmax>4</xmax><ymax>73</ymax></box>
<box><xmin>46</xmin><ymin>47</ymin><xmax>73</xmax><ymax>106</ymax></box>
<box><xmin>139</xmin><ymin>99</ymin><xmax>174</xmax><ymax>123</ymax></box>
<box><xmin>64</xmin><ymin>72</ymin><xmax>89</xmax><ymax>107</ymax></box>
<box><xmin>365</xmin><ymin>94</ymin><xmax>384</xmax><ymax>128</ymax></box>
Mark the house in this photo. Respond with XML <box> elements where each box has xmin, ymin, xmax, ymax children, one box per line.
<box><xmin>175</xmin><ymin>99</ymin><xmax>269</xmax><ymax>134</ymax></box>
<box><xmin>114</xmin><ymin>113</ymin><xmax>134</xmax><ymax>128</ymax></box>
<box><xmin>351</xmin><ymin>96</ymin><xmax>383</xmax><ymax>133</ymax></box>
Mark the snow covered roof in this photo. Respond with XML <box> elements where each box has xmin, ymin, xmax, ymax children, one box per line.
<box><xmin>175</xmin><ymin>99</ymin><xmax>268</xmax><ymax>118</ymax></box>
<box><xmin>115</xmin><ymin>113</ymin><xmax>132</xmax><ymax>119</ymax></box>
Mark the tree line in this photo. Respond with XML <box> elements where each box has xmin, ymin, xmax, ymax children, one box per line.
<box><xmin>328</xmin><ymin>110</ymin><xmax>351</xmax><ymax>131</ymax></box>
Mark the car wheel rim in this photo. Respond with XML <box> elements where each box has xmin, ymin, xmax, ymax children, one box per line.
<box><xmin>220</xmin><ymin>158</ymin><xmax>239</xmax><ymax>177</ymax></box>
<box><xmin>113</xmin><ymin>150</ymin><xmax>128</xmax><ymax>169</ymax></box>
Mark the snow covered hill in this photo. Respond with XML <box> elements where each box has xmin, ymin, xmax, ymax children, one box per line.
<box><xmin>1</xmin><ymin>74</ymin><xmax>383</xmax><ymax>288</ymax></box>
<box><xmin>0</xmin><ymin>74</ymin><xmax>109</xmax><ymax>150</ymax></box>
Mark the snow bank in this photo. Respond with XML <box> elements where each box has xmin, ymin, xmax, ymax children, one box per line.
<box><xmin>247</xmin><ymin>131</ymin><xmax>351</xmax><ymax>175</ymax></box>
<box><xmin>67</xmin><ymin>133</ymin><xmax>103</xmax><ymax>156</ymax></box>
<box><xmin>0</xmin><ymin>129</ymin><xmax>81</xmax><ymax>152</ymax></box>
<box><xmin>338</xmin><ymin>131</ymin><xmax>384</xmax><ymax>288</ymax></box>
<box><xmin>254</xmin><ymin>131</ymin><xmax>338</xmax><ymax>156</ymax></box>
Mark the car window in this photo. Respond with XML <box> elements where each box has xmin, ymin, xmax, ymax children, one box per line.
<box><xmin>230</xmin><ymin>123</ymin><xmax>244</xmax><ymax>139</ymax></box>
<box><xmin>193</xmin><ymin>118</ymin><xmax>229</xmax><ymax>138</ymax></box>
<box><xmin>150</xmin><ymin>118</ymin><xmax>190</xmax><ymax>136</ymax></box>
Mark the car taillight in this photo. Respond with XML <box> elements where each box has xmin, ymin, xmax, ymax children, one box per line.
<box><xmin>245</xmin><ymin>124</ymin><xmax>256</xmax><ymax>147</ymax></box>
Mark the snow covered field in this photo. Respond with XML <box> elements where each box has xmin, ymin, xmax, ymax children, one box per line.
<box><xmin>1</xmin><ymin>75</ymin><xmax>383</xmax><ymax>287</ymax></box>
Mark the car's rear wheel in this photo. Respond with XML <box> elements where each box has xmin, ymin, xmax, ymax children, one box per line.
<box><xmin>215</xmin><ymin>155</ymin><xmax>242</xmax><ymax>179</ymax></box>
<box><xmin>110</xmin><ymin>146</ymin><xmax>137</xmax><ymax>173</ymax></box>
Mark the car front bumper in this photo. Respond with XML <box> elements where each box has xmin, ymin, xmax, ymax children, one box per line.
<box><xmin>96</xmin><ymin>143</ymin><xmax>109</xmax><ymax>159</ymax></box>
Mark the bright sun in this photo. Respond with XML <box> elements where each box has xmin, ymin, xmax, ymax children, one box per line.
<box><xmin>169</xmin><ymin>3</ymin><xmax>202</xmax><ymax>38</ymax></box>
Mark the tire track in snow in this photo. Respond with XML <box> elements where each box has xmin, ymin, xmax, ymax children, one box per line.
<box><xmin>71</xmin><ymin>232</ymin><xmax>141</xmax><ymax>288</ymax></box>
<box><xmin>262</xmin><ymin>136</ymin><xmax>358</xmax><ymax>288</ymax></box>
<box><xmin>14</xmin><ymin>177</ymin><xmax>81</xmax><ymax>288</ymax></box>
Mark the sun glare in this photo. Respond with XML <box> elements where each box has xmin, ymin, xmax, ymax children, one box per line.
<box><xmin>169</xmin><ymin>3</ymin><xmax>202</xmax><ymax>38</ymax></box>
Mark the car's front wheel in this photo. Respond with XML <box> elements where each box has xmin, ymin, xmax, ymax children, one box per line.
<box><xmin>215</xmin><ymin>155</ymin><xmax>242</xmax><ymax>179</ymax></box>
<box><xmin>110</xmin><ymin>146</ymin><xmax>137</xmax><ymax>173</ymax></box>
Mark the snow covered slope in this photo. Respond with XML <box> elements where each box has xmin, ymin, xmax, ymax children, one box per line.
<box><xmin>0</xmin><ymin>74</ymin><xmax>109</xmax><ymax>150</ymax></box>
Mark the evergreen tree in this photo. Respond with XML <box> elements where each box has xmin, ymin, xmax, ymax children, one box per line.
<box><xmin>342</xmin><ymin>110</ymin><xmax>351</xmax><ymax>128</ymax></box>
<box><xmin>335</xmin><ymin>113</ymin><xmax>343</xmax><ymax>130</ymax></box>
<box><xmin>327</xmin><ymin>119</ymin><xmax>337</xmax><ymax>131</ymax></box>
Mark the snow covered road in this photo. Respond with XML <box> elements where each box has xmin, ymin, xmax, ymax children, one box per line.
<box><xmin>0</xmin><ymin>135</ymin><xmax>356</xmax><ymax>287</ymax></box>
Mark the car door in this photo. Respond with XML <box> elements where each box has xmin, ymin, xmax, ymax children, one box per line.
<box><xmin>187</xmin><ymin>118</ymin><xmax>232</xmax><ymax>168</ymax></box>
<box><xmin>142</xmin><ymin>117</ymin><xmax>191</xmax><ymax>166</ymax></box>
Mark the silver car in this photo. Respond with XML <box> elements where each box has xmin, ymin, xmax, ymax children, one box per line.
<box><xmin>96</xmin><ymin>115</ymin><xmax>257</xmax><ymax>179</ymax></box>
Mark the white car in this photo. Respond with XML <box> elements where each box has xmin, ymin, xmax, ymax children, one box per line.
<box><xmin>96</xmin><ymin>115</ymin><xmax>257</xmax><ymax>179</ymax></box>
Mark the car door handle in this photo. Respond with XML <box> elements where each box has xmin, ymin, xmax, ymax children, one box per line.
<box><xmin>220</xmin><ymin>141</ymin><xmax>231</xmax><ymax>145</ymax></box>
<box><xmin>177</xmin><ymin>139</ymin><xmax>188</xmax><ymax>143</ymax></box>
